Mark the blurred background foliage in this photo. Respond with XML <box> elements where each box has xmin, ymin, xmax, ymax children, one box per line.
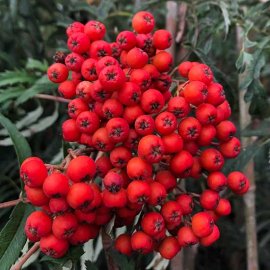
<box><xmin>0</xmin><ymin>0</ymin><xmax>270</xmax><ymax>269</ymax></box>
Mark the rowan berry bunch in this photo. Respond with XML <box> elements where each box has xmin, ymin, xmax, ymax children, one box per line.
<box><xmin>21</xmin><ymin>11</ymin><xmax>249</xmax><ymax>260</ymax></box>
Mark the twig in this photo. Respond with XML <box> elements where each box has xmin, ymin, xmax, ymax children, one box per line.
<box><xmin>11</xmin><ymin>242</ymin><xmax>40</xmax><ymax>270</ymax></box>
<box><xmin>169</xmin><ymin>66</ymin><xmax>179</xmax><ymax>76</ymax></box>
<box><xmin>0</xmin><ymin>198</ymin><xmax>24</xmax><ymax>209</ymax></box>
<box><xmin>35</xmin><ymin>94</ymin><xmax>71</xmax><ymax>103</ymax></box>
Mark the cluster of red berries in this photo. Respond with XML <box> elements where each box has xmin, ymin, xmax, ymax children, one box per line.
<box><xmin>21</xmin><ymin>11</ymin><xmax>250</xmax><ymax>260</ymax></box>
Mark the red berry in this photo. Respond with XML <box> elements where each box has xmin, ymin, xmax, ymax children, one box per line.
<box><xmin>207</xmin><ymin>172</ymin><xmax>227</xmax><ymax>191</ymax></box>
<box><xmin>106</xmin><ymin>117</ymin><xmax>129</xmax><ymax>142</ymax></box>
<box><xmin>159</xmin><ymin>237</ymin><xmax>180</xmax><ymax>259</ymax></box>
<box><xmin>216</xmin><ymin>120</ymin><xmax>236</xmax><ymax>142</ymax></box>
<box><xmin>81</xmin><ymin>58</ymin><xmax>98</xmax><ymax>81</ymax></box>
<box><xmin>131</xmin><ymin>231</ymin><xmax>153</xmax><ymax>254</ymax></box>
<box><xmin>195</xmin><ymin>103</ymin><xmax>217</xmax><ymax>125</ymax></box>
<box><xmin>127</xmin><ymin>157</ymin><xmax>152</xmax><ymax>181</ymax></box>
<box><xmin>58</xmin><ymin>80</ymin><xmax>76</xmax><ymax>99</ymax></box>
<box><xmin>191</xmin><ymin>212</ymin><xmax>214</xmax><ymax>238</ymax></box>
<box><xmin>153</xmin><ymin>29</ymin><xmax>172</xmax><ymax>50</ymax></box>
<box><xmin>177</xmin><ymin>226</ymin><xmax>199</xmax><ymax>247</ymax></box>
<box><xmin>149</xmin><ymin>182</ymin><xmax>167</xmax><ymax>206</ymax></box>
<box><xmin>103</xmin><ymin>189</ymin><xmax>127</xmax><ymax>208</ymax></box>
<box><xmin>219</xmin><ymin>137</ymin><xmax>241</xmax><ymax>158</ymax></box>
<box><xmin>227</xmin><ymin>171</ymin><xmax>249</xmax><ymax>194</ymax></box>
<box><xmin>200</xmin><ymin>224</ymin><xmax>220</xmax><ymax>246</ymax></box>
<box><xmin>115</xmin><ymin>234</ymin><xmax>132</xmax><ymax>256</ymax></box>
<box><xmin>67</xmin><ymin>33</ymin><xmax>90</xmax><ymax>54</ymax></box>
<box><xmin>200</xmin><ymin>189</ymin><xmax>220</xmax><ymax>210</ymax></box>
<box><xmin>67</xmin><ymin>183</ymin><xmax>94</xmax><ymax>211</ymax></box>
<box><xmin>178</xmin><ymin>117</ymin><xmax>202</xmax><ymax>141</ymax></box>
<box><xmin>206</xmin><ymin>82</ymin><xmax>226</xmax><ymax>106</ymax></box>
<box><xmin>200</xmin><ymin>148</ymin><xmax>224</xmax><ymax>172</ymax></box>
<box><xmin>155</xmin><ymin>111</ymin><xmax>177</xmax><ymax>135</ymax></box>
<box><xmin>162</xmin><ymin>132</ymin><xmax>183</xmax><ymax>154</ymax></box>
<box><xmin>49</xmin><ymin>198</ymin><xmax>69</xmax><ymax>214</ymax></box>
<box><xmin>89</xmin><ymin>40</ymin><xmax>112</xmax><ymax>59</ymax></box>
<box><xmin>183</xmin><ymin>81</ymin><xmax>208</xmax><ymax>106</ymax></box>
<box><xmin>168</xmin><ymin>96</ymin><xmax>190</xmax><ymax>118</ymax></box>
<box><xmin>155</xmin><ymin>170</ymin><xmax>177</xmax><ymax>192</ymax></box>
<box><xmin>24</xmin><ymin>186</ymin><xmax>49</xmax><ymax>206</ymax></box>
<box><xmin>176</xmin><ymin>194</ymin><xmax>194</xmax><ymax>215</ymax></box>
<box><xmin>141</xmin><ymin>212</ymin><xmax>165</xmax><ymax>236</ymax></box>
<box><xmin>152</xmin><ymin>51</ymin><xmax>173</xmax><ymax>72</ymax></box>
<box><xmin>25</xmin><ymin>211</ymin><xmax>52</xmax><ymax>242</ymax></box>
<box><xmin>76</xmin><ymin>111</ymin><xmax>100</xmax><ymax>134</ymax></box>
<box><xmin>170</xmin><ymin>150</ymin><xmax>194</xmax><ymax>177</ymax></box>
<box><xmin>161</xmin><ymin>201</ymin><xmax>182</xmax><ymax>225</ymax></box>
<box><xmin>127</xmin><ymin>47</ymin><xmax>149</xmax><ymax>69</ymax></box>
<box><xmin>178</xmin><ymin>61</ymin><xmax>193</xmax><ymax>78</ymax></box>
<box><xmin>20</xmin><ymin>157</ymin><xmax>47</xmax><ymax>188</ymax></box>
<box><xmin>40</xmin><ymin>234</ymin><xmax>69</xmax><ymax>258</ymax></box>
<box><xmin>43</xmin><ymin>173</ymin><xmax>70</xmax><ymax>198</ymax></box>
<box><xmin>132</xmin><ymin>11</ymin><xmax>155</xmax><ymax>34</ymax></box>
<box><xmin>188</xmin><ymin>64</ymin><xmax>213</xmax><ymax>85</ymax></box>
<box><xmin>70</xmin><ymin>224</ymin><xmax>99</xmax><ymax>245</ymax></box>
<box><xmin>118</xmin><ymin>82</ymin><xmax>141</xmax><ymax>106</ymax></box>
<box><xmin>138</xmin><ymin>134</ymin><xmax>164</xmax><ymax>163</ymax></box>
<box><xmin>92</xmin><ymin>127</ymin><xmax>114</xmax><ymax>152</ymax></box>
<box><xmin>84</xmin><ymin>20</ymin><xmax>106</xmax><ymax>41</ymax></box>
<box><xmin>141</xmin><ymin>89</ymin><xmax>165</xmax><ymax>114</ymax></box>
<box><xmin>116</xmin><ymin>31</ymin><xmax>137</xmax><ymax>50</ymax></box>
<box><xmin>66</xmin><ymin>22</ymin><xmax>84</xmax><ymax>37</ymax></box>
<box><xmin>47</xmin><ymin>63</ymin><xmax>69</xmax><ymax>83</ymax></box>
<box><xmin>66</xmin><ymin>156</ymin><xmax>96</xmax><ymax>182</ymax></box>
<box><xmin>215</xmin><ymin>198</ymin><xmax>231</xmax><ymax>216</ymax></box>
<box><xmin>62</xmin><ymin>119</ymin><xmax>81</xmax><ymax>142</ymax></box>
<box><xmin>127</xmin><ymin>180</ymin><xmax>150</xmax><ymax>204</ymax></box>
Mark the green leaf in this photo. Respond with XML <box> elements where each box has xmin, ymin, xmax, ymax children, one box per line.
<box><xmin>85</xmin><ymin>261</ymin><xmax>98</xmax><ymax>270</ymax></box>
<box><xmin>26</xmin><ymin>58</ymin><xmax>48</xmax><ymax>72</ymax></box>
<box><xmin>0</xmin><ymin>203</ymin><xmax>34</xmax><ymax>270</ymax></box>
<box><xmin>109</xmin><ymin>250</ymin><xmax>135</xmax><ymax>270</ymax></box>
<box><xmin>0</xmin><ymin>70</ymin><xmax>35</xmax><ymax>88</ymax></box>
<box><xmin>15</xmin><ymin>75</ymin><xmax>56</xmax><ymax>105</ymax></box>
<box><xmin>0</xmin><ymin>113</ymin><xmax>31</xmax><ymax>165</ymax></box>
<box><xmin>0</xmin><ymin>88</ymin><xmax>23</xmax><ymax>104</ymax></box>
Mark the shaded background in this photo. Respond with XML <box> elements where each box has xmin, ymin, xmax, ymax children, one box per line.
<box><xmin>0</xmin><ymin>0</ymin><xmax>270</xmax><ymax>269</ymax></box>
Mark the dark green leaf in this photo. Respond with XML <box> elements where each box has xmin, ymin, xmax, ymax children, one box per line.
<box><xmin>0</xmin><ymin>113</ymin><xmax>31</xmax><ymax>165</ymax></box>
<box><xmin>26</xmin><ymin>58</ymin><xmax>48</xmax><ymax>72</ymax></box>
<box><xmin>0</xmin><ymin>203</ymin><xmax>34</xmax><ymax>270</ymax></box>
<box><xmin>0</xmin><ymin>70</ymin><xmax>35</xmax><ymax>88</ymax></box>
<box><xmin>85</xmin><ymin>261</ymin><xmax>98</xmax><ymax>270</ymax></box>
<box><xmin>109</xmin><ymin>250</ymin><xmax>135</xmax><ymax>270</ymax></box>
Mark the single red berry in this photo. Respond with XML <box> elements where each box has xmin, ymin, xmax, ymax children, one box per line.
<box><xmin>135</xmin><ymin>115</ymin><xmax>155</xmax><ymax>136</ymax></box>
<box><xmin>75</xmin><ymin>209</ymin><xmax>96</xmax><ymax>224</ymax></box>
<box><xmin>116</xmin><ymin>31</ymin><xmax>137</xmax><ymax>50</ymax></box>
<box><xmin>155</xmin><ymin>111</ymin><xmax>177</xmax><ymax>135</ymax></box>
<box><xmin>49</xmin><ymin>198</ymin><xmax>69</xmax><ymax>214</ymax></box>
<box><xmin>95</xmin><ymin>155</ymin><xmax>113</xmax><ymax>177</ymax></box>
<box><xmin>20</xmin><ymin>157</ymin><xmax>47</xmax><ymax>188</ymax></box>
<box><xmin>110</xmin><ymin>42</ymin><xmax>121</xmax><ymax>58</ymax></box>
<box><xmin>127</xmin><ymin>180</ymin><xmax>150</xmax><ymax>204</ymax></box>
<box><xmin>168</xmin><ymin>96</ymin><xmax>190</xmax><ymax>118</ymax></box>
<box><xmin>215</xmin><ymin>198</ymin><xmax>231</xmax><ymax>216</ymax></box>
<box><xmin>67</xmin><ymin>183</ymin><xmax>94</xmax><ymax>211</ymax></box>
<box><xmin>159</xmin><ymin>236</ymin><xmax>180</xmax><ymax>259</ymax></box>
<box><xmin>47</xmin><ymin>63</ymin><xmax>69</xmax><ymax>83</ymax></box>
<box><xmin>65</xmin><ymin>52</ymin><xmax>84</xmax><ymax>72</ymax></box>
<box><xmin>141</xmin><ymin>89</ymin><xmax>165</xmax><ymax>114</ymax></box>
<box><xmin>152</xmin><ymin>51</ymin><xmax>173</xmax><ymax>72</ymax></box>
<box><xmin>131</xmin><ymin>231</ymin><xmax>153</xmax><ymax>254</ymax></box>
<box><xmin>67</xmin><ymin>32</ymin><xmax>90</xmax><ymax>54</ymax></box>
<box><xmin>62</xmin><ymin>119</ymin><xmax>81</xmax><ymax>142</ymax></box>
<box><xmin>81</xmin><ymin>58</ymin><xmax>98</xmax><ymax>81</ymax></box>
<box><xmin>155</xmin><ymin>170</ymin><xmax>177</xmax><ymax>191</ymax></box>
<box><xmin>130</xmin><ymin>69</ymin><xmax>151</xmax><ymax>91</ymax></box>
<box><xmin>66</xmin><ymin>156</ymin><xmax>96</xmax><ymax>182</ymax></box>
<box><xmin>43</xmin><ymin>172</ymin><xmax>70</xmax><ymax>198</ymax></box>
<box><xmin>118</xmin><ymin>82</ymin><xmax>141</xmax><ymax>106</ymax></box>
<box><xmin>219</xmin><ymin>137</ymin><xmax>241</xmax><ymax>158</ymax></box>
<box><xmin>126</xmin><ymin>157</ymin><xmax>152</xmax><ymax>181</ymax></box>
<box><xmin>176</xmin><ymin>194</ymin><xmax>194</xmax><ymax>215</ymax></box>
<box><xmin>197</xmin><ymin>125</ymin><xmax>216</xmax><ymax>146</ymax></box>
<box><xmin>170</xmin><ymin>150</ymin><xmax>194</xmax><ymax>177</ymax></box>
<box><xmin>84</xmin><ymin>20</ymin><xmax>106</xmax><ymax>41</ymax></box>
<box><xmin>76</xmin><ymin>111</ymin><xmax>100</xmax><ymax>134</ymax></box>
<box><xmin>161</xmin><ymin>201</ymin><xmax>182</xmax><ymax>225</ymax></box>
<box><xmin>162</xmin><ymin>132</ymin><xmax>183</xmax><ymax>154</ymax></box>
<box><xmin>216</xmin><ymin>120</ymin><xmax>236</xmax><ymax>142</ymax></box>
<box><xmin>177</xmin><ymin>226</ymin><xmax>198</xmax><ymax>247</ymax></box>
<box><xmin>191</xmin><ymin>212</ymin><xmax>214</xmax><ymax>238</ymax></box>
<box><xmin>178</xmin><ymin>61</ymin><xmax>193</xmax><ymax>77</ymax></box>
<box><xmin>40</xmin><ymin>234</ymin><xmax>69</xmax><ymax>258</ymax></box>
<box><xmin>195</xmin><ymin>103</ymin><xmax>217</xmax><ymax>125</ymax></box>
<box><xmin>227</xmin><ymin>171</ymin><xmax>249</xmax><ymax>194</ymax></box>
<box><xmin>123</xmin><ymin>105</ymin><xmax>144</xmax><ymax>125</ymax></box>
<box><xmin>110</xmin><ymin>146</ymin><xmax>132</xmax><ymax>168</ymax></box>
<box><xmin>200</xmin><ymin>224</ymin><xmax>220</xmax><ymax>246</ymax></box>
<box><xmin>25</xmin><ymin>211</ymin><xmax>52</xmax><ymax>242</ymax></box>
<box><xmin>141</xmin><ymin>212</ymin><xmax>165</xmax><ymax>236</ymax></box>
<box><xmin>103</xmin><ymin>170</ymin><xmax>124</xmax><ymax>193</ymax></box>
<box><xmin>178</xmin><ymin>117</ymin><xmax>202</xmax><ymax>141</ymax></box>
<box><xmin>188</xmin><ymin>64</ymin><xmax>213</xmax><ymax>85</ymax></box>
<box><xmin>149</xmin><ymin>182</ymin><xmax>167</xmax><ymax>206</ymax></box>
<box><xmin>132</xmin><ymin>11</ymin><xmax>155</xmax><ymax>34</ymax></box>
<box><xmin>127</xmin><ymin>47</ymin><xmax>149</xmax><ymax>69</ymax></box>
<box><xmin>200</xmin><ymin>189</ymin><xmax>220</xmax><ymax>210</ymax></box>
<box><xmin>106</xmin><ymin>117</ymin><xmax>129</xmax><ymax>142</ymax></box>
<box><xmin>207</xmin><ymin>172</ymin><xmax>227</xmax><ymax>191</ymax></box>
<box><xmin>70</xmin><ymin>224</ymin><xmax>99</xmax><ymax>245</ymax></box>
<box><xmin>103</xmin><ymin>189</ymin><xmax>128</xmax><ymax>208</ymax></box>
<box><xmin>58</xmin><ymin>80</ymin><xmax>76</xmax><ymax>99</ymax></box>
<box><xmin>206</xmin><ymin>82</ymin><xmax>226</xmax><ymax>106</ymax></box>
<box><xmin>92</xmin><ymin>127</ymin><xmax>114</xmax><ymax>152</ymax></box>
<box><xmin>89</xmin><ymin>40</ymin><xmax>112</xmax><ymax>59</ymax></box>
<box><xmin>115</xmin><ymin>234</ymin><xmax>132</xmax><ymax>256</ymax></box>
<box><xmin>183</xmin><ymin>81</ymin><xmax>208</xmax><ymax>106</ymax></box>
<box><xmin>24</xmin><ymin>186</ymin><xmax>49</xmax><ymax>206</ymax></box>
<box><xmin>68</xmin><ymin>98</ymin><xmax>89</xmax><ymax>119</ymax></box>
<box><xmin>66</xmin><ymin>21</ymin><xmax>84</xmax><ymax>37</ymax></box>
<box><xmin>200</xmin><ymin>148</ymin><xmax>224</xmax><ymax>172</ymax></box>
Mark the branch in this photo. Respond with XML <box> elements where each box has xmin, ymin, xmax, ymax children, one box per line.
<box><xmin>11</xmin><ymin>242</ymin><xmax>40</xmax><ymax>270</ymax></box>
<box><xmin>0</xmin><ymin>198</ymin><xmax>24</xmax><ymax>209</ymax></box>
<box><xmin>35</xmin><ymin>94</ymin><xmax>71</xmax><ymax>103</ymax></box>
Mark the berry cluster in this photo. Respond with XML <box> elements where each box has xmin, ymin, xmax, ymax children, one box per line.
<box><xmin>21</xmin><ymin>11</ymin><xmax>249</xmax><ymax>260</ymax></box>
